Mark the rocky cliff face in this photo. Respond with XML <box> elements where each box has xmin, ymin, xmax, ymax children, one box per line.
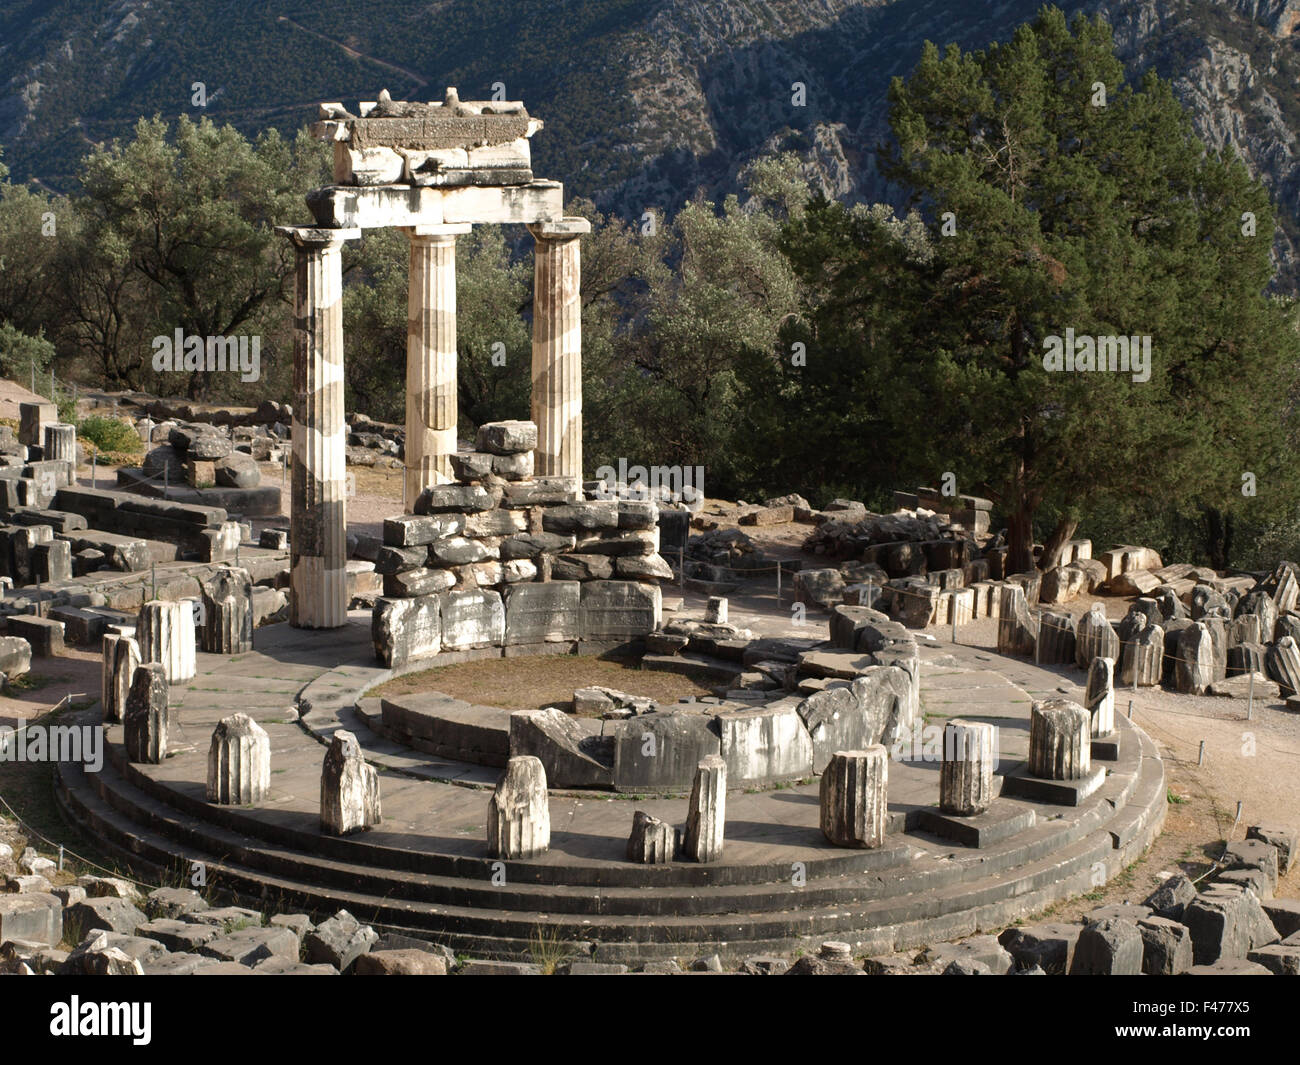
<box><xmin>3</xmin><ymin>0</ymin><xmax>1300</xmax><ymax>287</ymax></box>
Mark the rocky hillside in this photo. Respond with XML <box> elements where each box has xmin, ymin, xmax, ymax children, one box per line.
<box><xmin>3</xmin><ymin>0</ymin><xmax>1300</xmax><ymax>286</ymax></box>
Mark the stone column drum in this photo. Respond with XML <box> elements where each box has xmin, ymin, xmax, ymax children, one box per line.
<box><xmin>43</xmin><ymin>423</ymin><xmax>76</xmax><ymax>464</ymax></box>
<box><xmin>821</xmin><ymin>747</ymin><xmax>888</xmax><ymax>847</ymax></box>
<box><xmin>123</xmin><ymin>663</ymin><xmax>169</xmax><ymax>764</ymax></box>
<box><xmin>1028</xmin><ymin>699</ymin><xmax>1092</xmax><ymax>780</ymax></box>
<box><xmin>939</xmin><ymin>721</ymin><xmax>996</xmax><ymax>816</ymax></box>
<box><xmin>487</xmin><ymin>755</ymin><xmax>551</xmax><ymax>859</ymax></box>
<box><xmin>627</xmin><ymin>810</ymin><xmax>676</xmax><ymax>864</ymax></box>
<box><xmin>529</xmin><ymin>218</ymin><xmax>590</xmax><ymax>481</ymax></box>
<box><xmin>684</xmin><ymin>755</ymin><xmax>726</xmax><ymax>862</ymax></box>
<box><xmin>199</xmin><ymin>565</ymin><xmax>253</xmax><ymax>654</ymax></box>
<box><xmin>206</xmin><ymin>713</ymin><xmax>271</xmax><ymax>805</ymax></box>
<box><xmin>277</xmin><ymin>225</ymin><xmax>360</xmax><ymax>629</ymax></box>
<box><xmin>404</xmin><ymin>225</ymin><xmax>470</xmax><ymax>500</ymax></box>
<box><xmin>101</xmin><ymin>633</ymin><xmax>140</xmax><ymax>724</ymax></box>
<box><xmin>1085</xmin><ymin>656</ymin><xmax>1115</xmax><ymax>736</ymax></box>
<box><xmin>320</xmin><ymin>729</ymin><xmax>381</xmax><ymax>835</ymax></box>
<box><xmin>136</xmin><ymin>600</ymin><xmax>195</xmax><ymax>684</ymax></box>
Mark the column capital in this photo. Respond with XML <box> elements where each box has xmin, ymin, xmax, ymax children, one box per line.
<box><xmin>402</xmin><ymin>222</ymin><xmax>473</xmax><ymax>241</ymax></box>
<box><xmin>275</xmin><ymin>225</ymin><xmax>361</xmax><ymax>249</ymax></box>
<box><xmin>528</xmin><ymin>217</ymin><xmax>591</xmax><ymax>241</ymax></box>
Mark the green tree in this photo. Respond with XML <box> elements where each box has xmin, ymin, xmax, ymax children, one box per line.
<box><xmin>870</xmin><ymin>5</ymin><xmax>1300</xmax><ymax>571</ymax></box>
<box><xmin>59</xmin><ymin>116</ymin><xmax>326</xmax><ymax>399</ymax></box>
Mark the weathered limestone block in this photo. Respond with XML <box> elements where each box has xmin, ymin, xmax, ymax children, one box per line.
<box><xmin>579</xmin><ymin>580</ymin><xmax>661</xmax><ymax>640</ymax></box>
<box><xmin>793</xmin><ymin>568</ymin><xmax>847</xmax><ymax>612</ymax></box>
<box><xmin>1184</xmin><ymin>885</ymin><xmax>1278</xmax><ymax>965</ymax></box>
<box><xmin>1028</xmin><ymin>699</ymin><xmax>1091</xmax><ymax>780</ymax></box>
<box><xmin>1085</xmin><ymin>656</ymin><xmax>1115</xmax><ymax>736</ymax></box>
<box><xmin>504</xmin><ymin>581</ymin><xmax>579</xmax><ymax>644</ymax></box>
<box><xmin>32</xmin><ymin>540</ymin><xmax>71</xmax><ymax>583</ymax></box>
<box><xmin>1202</xmin><ymin>614</ymin><xmax>1228</xmax><ymax>682</ymax></box>
<box><xmin>939</xmin><ymin>719</ymin><xmax>996</xmax><ymax>816</ymax></box>
<box><xmin>1155</xmin><ymin>588</ymin><xmax>1186</xmax><ymax>623</ymax></box>
<box><xmin>123</xmin><ymin>663</ymin><xmax>168</xmax><ymax>764</ymax></box>
<box><xmin>19</xmin><ymin>400</ymin><xmax>55</xmax><ymax>447</ymax></box>
<box><xmin>136</xmin><ymin>599</ymin><xmax>196</xmax><ymax>684</ymax></box>
<box><xmin>1265</xmin><ymin>635</ymin><xmax>1300</xmax><ymax>698</ymax></box>
<box><xmin>1040</xmin><ymin>564</ymin><xmax>1089</xmax><ymax>604</ymax></box>
<box><xmin>611</xmin><ymin>711</ymin><xmax>719</xmax><ymax>792</ymax></box>
<box><xmin>1228</xmin><ymin>612</ymin><xmax>1263</xmax><ymax>648</ymax></box>
<box><xmin>1192</xmin><ymin>584</ymin><xmax>1230</xmax><ymax>620</ymax></box>
<box><xmin>820</xmin><ymin>747</ymin><xmax>888</xmax><ymax>848</ymax></box>
<box><xmin>101</xmin><ymin>633</ymin><xmax>140</xmax><ymax>724</ymax></box>
<box><xmin>1037</xmin><ymin>610</ymin><xmax>1077</xmax><ymax>664</ymax></box>
<box><xmin>372</xmin><ymin>594</ymin><xmax>441</xmax><ymax>667</ymax></box>
<box><xmin>320</xmin><ymin>731</ymin><xmax>381</xmax><ymax>835</ymax></box>
<box><xmin>439</xmin><ymin>588</ymin><xmax>505</xmax><ymax>649</ymax></box>
<box><xmin>487</xmin><ymin>755</ymin><xmax>550</xmax><ymax>859</ymax></box>
<box><xmin>626</xmin><ymin>810</ymin><xmax>676</xmax><ymax>864</ymax></box>
<box><xmin>1075</xmin><ymin>605</ymin><xmax>1119</xmax><ymax>669</ymax></box>
<box><xmin>1247</xmin><ymin>824</ymin><xmax>1297</xmax><ymax>876</ymax></box>
<box><xmin>1136</xmin><ymin>915</ymin><xmax>1194</xmax><ymax>975</ymax></box>
<box><xmin>540</xmin><ymin>501</ymin><xmax>619</xmax><ymax>533</ymax></box>
<box><xmin>1238</xmin><ymin>591</ymin><xmax>1278</xmax><ymax>643</ymax></box>
<box><xmin>476</xmin><ymin>420</ymin><xmax>538</xmax><ymax>455</ymax></box>
<box><xmin>206</xmin><ymin>713</ymin><xmax>271</xmax><ymax>805</ymax></box>
<box><xmin>895</xmin><ymin>583</ymin><xmax>939</xmax><ymax>628</ymax></box>
<box><xmin>199</xmin><ymin>565</ymin><xmax>253</xmax><ymax>654</ymax></box>
<box><xmin>414</xmin><ymin>483</ymin><xmax>499</xmax><ymax>514</ymax></box>
<box><xmin>510</xmin><ymin>707</ymin><xmax>612</xmax><ymax>788</ymax></box>
<box><xmin>1172</xmin><ymin>623</ymin><xmax>1214</xmax><ymax>695</ymax></box>
<box><xmin>1118</xmin><ymin>613</ymin><xmax>1162</xmax><ymax>687</ymax></box>
<box><xmin>1274</xmin><ymin>565</ymin><xmax>1300</xmax><ymax>613</ymax></box>
<box><xmin>713</xmin><ymin>702</ymin><xmax>814</xmax><ymax>783</ymax></box>
<box><xmin>382</xmin><ymin>513</ymin><xmax>465</xmax><ymax>547</ymax></box>
<box><xmin>383</xmin><ymin>566</ymin><xmax>457</xmax><ymax>598</ymax></box>
<box><xmin>684</xmin><ymin>755</ymin><xmax>727</xmax><ymax>862</ymax></box>
<box><xmin>997</xmin><ymin>583</ymin><xmax>1038</xmax><ymax>657</ymax></box>
<box><xmin>1070</xmin><ymin>918</ymin><xmax>1144</xmax><ymax>975</ymax></box>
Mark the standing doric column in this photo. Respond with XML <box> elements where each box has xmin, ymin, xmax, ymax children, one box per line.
<box><xmin>276</xmin><ymin>225</ymin><xmax>359</xmax><ymax>629</ymax></box>
<box><xmin>404</xmin><ymin>223</ymin><xmax>470</xmax><ymax>502</ymax></box>
<box><xmin>528</xmin><ymin>217</ymin><xmax>590</xmax><ymax>481</ymax></box>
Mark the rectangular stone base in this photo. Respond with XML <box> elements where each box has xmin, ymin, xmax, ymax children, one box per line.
<box><xmin>1000</xmin><ymin>764</ymin><xmax>1106</xmax><ymax>807</ymax></box>
<box><xmin>916</xmin><ymin>799</ymin><xmax>1036</xmax><ymax>848</ymax></box>
<box><xmin>1091</xmin><ymin>732</ymin><xmax>1122</xmax><ymax>761</ymax></box>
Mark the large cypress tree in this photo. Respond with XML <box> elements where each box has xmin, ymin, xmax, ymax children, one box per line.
<box><xmin>769</xmin><ymin>5</ymin><xmax>1300</xmax><ymax>571</ymax></box>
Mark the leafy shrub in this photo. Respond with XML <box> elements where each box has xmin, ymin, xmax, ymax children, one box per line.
<box><xmin>78</xmin><ymin>415</ymin><xmax>142</xmax><ymax>454</ymax></box>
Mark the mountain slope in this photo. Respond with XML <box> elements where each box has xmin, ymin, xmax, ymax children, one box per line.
<box><xmin>3</xmin><ymin>0</ymin><xmax>1300</xmax><ymax>286</ymax></box>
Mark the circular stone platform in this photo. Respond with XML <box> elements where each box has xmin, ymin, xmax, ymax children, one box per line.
<box><xmin>54</xmin><ymin>612</ymin><xmax>1166</xmax><ymax>963</ymax></box>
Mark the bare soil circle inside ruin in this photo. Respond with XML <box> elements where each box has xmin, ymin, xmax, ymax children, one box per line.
<box><xmin>368</xmin><ymin>652</ymin><xmax>713</xmax><ymax>715</ymax></box>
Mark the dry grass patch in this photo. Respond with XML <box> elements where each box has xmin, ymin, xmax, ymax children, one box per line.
<box><xmin>371</xmin><ymin>653</ymin><xmax>711</xmax><ymax>712</ymax></box>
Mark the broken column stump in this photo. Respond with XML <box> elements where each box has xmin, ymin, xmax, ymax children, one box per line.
<box><xmin>199</xmin><ymin>565</ymin><xmax>253</xmax><ymax>654</ymax></box>
<box><xmin>1028</xmin><ymin>699</ymin><xmax>1091</xmax><ymax>780</ymax></box>
<box><xmin>101</xmin><ymin>633</ymin><xmax>140</xmax><ymax>724</ymax></box>
<box><xmin>996</xmin><ymin>583</ymin><xmax>1037</xmax><ymax>658</ymax></box>
<box><xmin>1085</xmin><ymin>656</ymin><xmax>1115</xmax><ymax>736</ymax></box>
<box><xmin>136</xmin><ymin>599</ymin><xmax>196</xmax><ymax>684</ymax></box>
<box><xmin>487</xmin><ymin>755</ymin><xmax>551</xmax><ymax>859</ymax></box>
<box><xmin>939</xmin><ymin>720</ymin><xmax>996</xmax><ymax>816</ymax></box>
<box><xmin>43</xmin><ymin>423</ymin><xmax>77</xmax><ymax>465</ymax></box>
<box><xmin>820</xmin><ymin>747</ymin><xmax>887</xmax><ymax>848</ymax></box>
<box><xmin>1075</xmin><ymin>605</ymin><xmax>1119</xmax><ymax>669</ymax></box>
<box><xmin>320</xmin><ymin>730</ymin><xmax>381</xmax><ymax>835</ymax></box>
<box><xmin>626</xmin><ymin>810</ymin><xmax>676</xmax><ymax>864</ymax></box>
<box><xmin>123</xmin><ymin>663</ymin><xmax>168</xmax><ymax>764</ymax></box>
<box><xmin>206</xmin><ymin>713</ymin><xmax>271</xmax><ymax>805</ymax></box>
<box><xmin>684</xmin><ymin>755</ymin><xmax>727</xmax><ymax>862</ymax></box>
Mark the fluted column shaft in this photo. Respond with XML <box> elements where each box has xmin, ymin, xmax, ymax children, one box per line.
<box><xmin>529</xmin><ymin>218</ymin><xmax>589</xmax><ymax>481</ymax></box>
<box><xmin>279</xmin><ymin>226</ymin><xmax>358</xmax><ymax>629</ymax></box>
<box><xmin>405</xmin><ymin>225</ymin><xmax>468</xmax><ymax>501</ymax></box>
